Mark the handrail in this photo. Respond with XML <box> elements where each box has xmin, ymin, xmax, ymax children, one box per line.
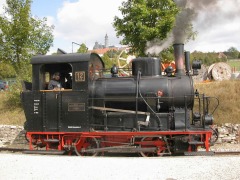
<box><xmin>40</xmin><ymin>89</ymin><xmax>72</xmax><ymax>92</ymax></box>
<box><xmin>207</xmin><ymin>96</ymin><xmax>220</xmax><ymax>115</ymax></box>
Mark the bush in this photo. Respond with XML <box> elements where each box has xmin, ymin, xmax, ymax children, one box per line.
<box><xmin>5</xmin><ymin>80</ymin><xmax>22</xmax><ymax>108</ymax></box>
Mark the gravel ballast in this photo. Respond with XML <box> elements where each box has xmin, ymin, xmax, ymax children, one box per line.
<box><xmin>0</xmin><ymin>153</ymin><xmax>239</xmax><ymax>180</ymax></box>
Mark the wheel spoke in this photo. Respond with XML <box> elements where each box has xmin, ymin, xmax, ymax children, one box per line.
<box><xmin>139</xmin><ymin>137</ymin><xmax>166</xmax><ymax>157</ymax></box>
<box><xmin>74</xmin><ymin>137</ymin><xmax>99</xmax><ymax>156</ymax></box>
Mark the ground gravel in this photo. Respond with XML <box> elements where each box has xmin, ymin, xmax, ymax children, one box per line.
<box><xmin>0</xmin><ymin>153</ymin><xmax>239</xmax><ymax>180</ymax></box>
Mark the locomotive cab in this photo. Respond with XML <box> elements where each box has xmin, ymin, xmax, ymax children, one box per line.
<box><xmin>22</xmin><ymin>53</ymin><xmax>104</xmax><ymax>132</ymax></box>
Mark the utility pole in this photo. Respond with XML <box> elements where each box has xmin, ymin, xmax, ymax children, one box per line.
<box><xmin>72</xmin><ymin>42</ymin><xmax>81</xmax><ymax>53</ymax></box>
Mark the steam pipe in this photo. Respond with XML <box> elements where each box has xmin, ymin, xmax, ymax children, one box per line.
<box><xmin>173</xmin><ymin>44</ymin><xmax>185</xmax><ymax>76</ymax></box>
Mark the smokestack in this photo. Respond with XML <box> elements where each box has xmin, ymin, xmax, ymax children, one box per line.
<box><xmin>184</xmin><ymin>51</ymin><xmax>191</xmax><ymax>75</ymax></box>
<box><xmin>173</xmin><ymin>44</ymin><xmax>185</xmax><ymax>76</ymax></box>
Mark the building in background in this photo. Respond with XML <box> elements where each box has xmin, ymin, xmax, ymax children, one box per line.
<box><xmin>91</xmin><ymin>34</ymin><xmax>122</xmax><ymax>56</ymax></box>
<box><xmin>93</xmin><ymin>34</ymin><xmax>111</xmax><ymax>50</ymax></box>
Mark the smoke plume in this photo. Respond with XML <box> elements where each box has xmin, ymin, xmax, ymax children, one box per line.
<box><xmin>145</xmin><ymin>35</ymin><xmax>173</xmax><ymax>56</ymax></box>
<box><xmin>145</xmin><ymin>0</ymin><xmax>225</xmax><ymax>55</ymax></box>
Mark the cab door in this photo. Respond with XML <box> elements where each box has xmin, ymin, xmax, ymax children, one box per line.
<box><xmin>43</xmin><ymin>90</ymin><xmax>89</xmax><ymax>132</ymax></box>
<box><xmin>61</xmin><ymin>91</ymin><xmax>89</xmax><ymax>132</ymax></box>
<box><xmin>44</xmin><ymin>92</ymin><xmax>60</xmax><ymax>131</ymax></box>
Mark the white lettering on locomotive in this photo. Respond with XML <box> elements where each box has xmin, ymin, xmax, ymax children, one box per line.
<box><xmin>68</xmin><ymin>126</ymin><xmax>81</xmax><ymax>129</ymax></box>
<box><xmin>33</xmin><ymin>99</ymin><xmax>40</xmax><ymax>114</ymax></box>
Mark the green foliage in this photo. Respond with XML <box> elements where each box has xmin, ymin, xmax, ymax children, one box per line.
<box><xmin>106</xmin><ymin>49</ymin><xmax>118</xmax><ymax>59</ymax></box>
<box><xmin>227</xmin><ymin>60</ymin><xmax>240</xmax><ymax>71</ymax></box>
<box><xmin>158</xmin><ymin>47</ymin><xmax>230</xmax><ymax>66</ymax></box>
<box><xmin>225</xmin><ymin>47</ymin><xmax>239</xmax><ymax>59</ymax></box>
<box><xmin>4</xmin><ymin>65</ymin><xmax>31</xmax><ymax>108</ymax></box>
<box><xmin>0</xmin><ymin>62</ymin><xmax>16</xmax><ymax>79</ymax></box>
<box><xmin>102</xmin><ymin>53</ymin><xmax>118</xmax><ymax>70</ymax></box>
<box><xmin>113</xmin><ymin>0</ymin><xmax>179</xmax><ymax>56</ymax></box>
<box><xmin>0</xmin><ymin>0</ymin><xmax>54</xmax><ymax>76</ymax></box>
<box><xmin>0</xmin><ymin>0</ymin><xmax>53</xmax><ymax>109</ymax></box>
<box><xmin>77</xmin><ymin>43</ymin><xmax>88</xmax><ymax>53</ymax></box>
<box><xmin>190</xmin><ymin>51</ymin><xmax>227</xmax><ymax>66</ymax></box>
<box><xmin>5</xmin><ymin>79</ymin><xmax>22</xmax><ymax>108</ymax></box>
<box><xmin>102</xmin><ymin>53</ymin><xmax>112</xmax><ymax>70</ymax></box>
<box><xmin>101</xmin><ymin>49</ymin><xmax>129</xmax><ymax>70</ymax></box>
<box><xmin>29</xmin><ymin>17</ymin><xmax>54</xmax><ymax>55</ymax></box>
<box><xmin>160</xmin><ymin>46</ymin><xmax>174</xmax><ymax>63</ymax></box>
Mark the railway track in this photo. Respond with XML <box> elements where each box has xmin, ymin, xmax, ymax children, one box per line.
<box><xmin>214</xmin><ymin>151</ymin><xmax>240</xmax><ymax>156</ymax></box>
<box><xmin>0</xmin><ymin>147</ymin><xmax>240</xmax><ymax>156</ymax></box>
<box><xmin>0</xmin><ymin>147</ymin><xmax>28</xmax><ymax>153</ymax></box>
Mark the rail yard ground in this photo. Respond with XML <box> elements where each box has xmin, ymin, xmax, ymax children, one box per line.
<box><xmin>0</xmin><ymin>153</ymin><xmax>239</xmax><ymax>180</ymax></box>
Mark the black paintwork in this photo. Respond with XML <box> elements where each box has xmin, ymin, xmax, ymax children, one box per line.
<box><xmin>21</xmin><ymin>51</ymin><xmax>211</xmax><ymax>133</ymax></box>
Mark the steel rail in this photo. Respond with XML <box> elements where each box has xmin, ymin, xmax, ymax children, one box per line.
<box><xmin>1</xmin><ymin>147</ymin><xmax>239</xmax><ymax>156</ymax></box>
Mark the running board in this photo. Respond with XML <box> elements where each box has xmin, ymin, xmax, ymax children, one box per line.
<box><xmin>23</xmin><ymin>150</ymin><xmax>65</xmax><ymax>155</ymax></box>
<box><xmin>184</xmin><ymin>151</ymin><xmax>215</xmax><ymax>156</ymax></box>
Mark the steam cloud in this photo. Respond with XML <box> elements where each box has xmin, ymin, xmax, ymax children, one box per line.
<box><xmin>145</xmin><ymin>0</ymin><xmax>228</xmax><ymax>55</ymax></box>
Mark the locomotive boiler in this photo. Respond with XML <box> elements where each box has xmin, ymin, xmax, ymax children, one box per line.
<box><xmin>89</xmin><ymin>45</ymin><xmax>194</xmax><ymax>131</ymax></box>
<box><xmin>21</xmin><ymin>43</ymin><xmax>219</xmax><ymax>156</ymax></box>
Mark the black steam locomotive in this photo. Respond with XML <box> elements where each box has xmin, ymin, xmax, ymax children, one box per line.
<box><xmin>21</xmin><ymin>44</ymin><xmax>218</xmax><ymax>156</ymax></box>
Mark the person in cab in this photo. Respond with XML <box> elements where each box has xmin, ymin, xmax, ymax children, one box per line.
<box><xmin>48</xmin><ymin>72</ymin><xmax>64</xmax><ymax>90</ymax></box>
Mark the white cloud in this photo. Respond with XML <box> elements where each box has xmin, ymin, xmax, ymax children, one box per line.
<box><xmin>48</xmin><ymin>0</ymin><xmax>123</xmax><ymax>53</ymax></box>
<box><xmin>43</xmin><ymin>0</ymin><xmax>240</xmax><ymax>54</ymax></box>
<box><xmin>0</xmin><ymin>0</ymin><xmax>6</xmax><ymax>14</ymax></box>
<box><xmin>3</xmin><ymin>0</ymin><xmax>239</xmax><ymax>54</ymax></box>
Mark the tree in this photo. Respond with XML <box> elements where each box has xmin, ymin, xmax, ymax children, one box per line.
<box><xmin>190</xmin><ymin>51</ymin><xmax>227</xmax><ymax>66</ymax></box>
<box><xmin>101</xmin><ymin>53</ymin><xmax>113</xmax><ymax>70</ymax></box>
<box><xmin>106</xmin><ymin>49</ymin><xmax>118</xmax><ymax>59</ymax></box>
<box><xmin>226</xmin><ymin>47</ymin><xmax>239</xmax><ymax>59</ymax></box>
<box><xmin>0</xmin><ymin>62</ymin><xmax>16</xmax><ymax>79</ymax></box>
<box><xmin>0</xmin><ymin>0</ymin><xmax>54</xmax><ymax>77</ymax></box>
<box><xmin>77</xmin><ymin>43</ymin><xmax>88</xmax><ymax>53</ymax></box>
<box><xmin>113</xmin><ymin>0</ymin><xmax>179</xmax><ymax>56</ymax></box>
<box><xmin>160</xmin><ymin>46</ymin><xmax>174</xmax><ymax>63</ymax></box>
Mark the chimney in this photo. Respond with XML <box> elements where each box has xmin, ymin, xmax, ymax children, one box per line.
<box><xmin>173</xmin><ymin>44</ymin><xmax>185</xmax><ymax>76</ymax></box>
<box><xmin>184</xmin><ymin>51</ymin><xmax>191</xmax><ymax>75</ymax></box>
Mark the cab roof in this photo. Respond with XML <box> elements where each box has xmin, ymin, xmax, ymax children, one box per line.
<box><xmin>31</xmin><ymin>53</ymin><xmax>104</xmax><ymax>68</ymax></box>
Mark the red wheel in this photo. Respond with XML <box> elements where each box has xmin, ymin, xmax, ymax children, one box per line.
<box><xmin>74</xmin><ymin>137</ymin><xmax>99</xmax><ymax>156</ymax></box>
<box><xmin>139</xmin><ymin>137</ymin><xmax>166</xmax><ymax>157</ymax></box>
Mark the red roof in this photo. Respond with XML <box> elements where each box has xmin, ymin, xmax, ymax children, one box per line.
<box><xmin>88</xmin><ymin>48</ymin><xmax>118</xmax><ymax>55</ymax></box>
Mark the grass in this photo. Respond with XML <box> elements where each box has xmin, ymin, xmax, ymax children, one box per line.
<box><xmin>195</xmin><ymin>80</ymin><xmax>240</xmax><ymax>124</ymax></box>
<box><xmin>0</xmin><ymin>80</ymin><xmax>239</xmax><ymax>126</ymax></box>
<box><xmin>227</xmin><ymin>59</ymin><xmax>240</xmax><ymax>71</ymax></box>
<box><xmin>0</xmin><ymin>92</ymin><xmax>26</xmax><ymax>125</ymax></box>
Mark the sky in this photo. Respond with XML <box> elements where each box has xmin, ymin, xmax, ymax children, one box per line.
<box><xmin>0</xmin><ymin>0</ymin><xmax>240</xmax><ymax>54</ymax></box>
